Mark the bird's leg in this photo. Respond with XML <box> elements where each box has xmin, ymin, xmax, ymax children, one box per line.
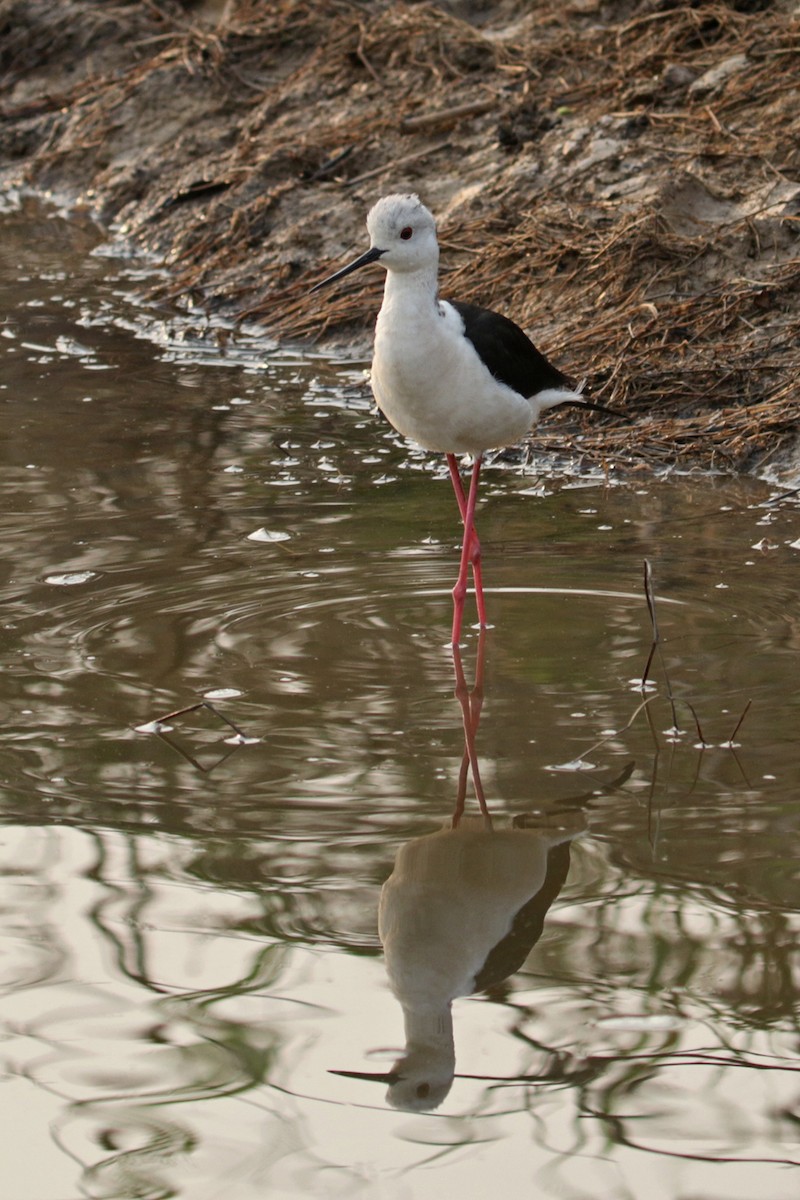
<box><xmin>450</xmin><ymin>454</ymin><xmax>483</xmax><ymax>647</ymax></box>
<box><xmin>452</xmin><ymin>643</ymin><xmax>483</xmax><ymax>824</ymax></box>
<box><xmin>453</xmin><ymin>744</ymin><xmax>470</xmax><ymax>829</ymax></box>
<box><xmin>466</xmin><ymin>628</ymin><xmax>489</xmax><ymax>824</ymax></box>
<box><xmin>446</xmin><ymin>454</ymin><xmax>482</xmax><ymax>565</ymax></box>
<box><xmin>451</xmin><ymin>633</ymin><xmax>491</xmax><ymax>827</ymax></box>
<box><xmin>446</xmin><ymin>454</ymin><xmax>488</xmax><ymax>632</ymax></box>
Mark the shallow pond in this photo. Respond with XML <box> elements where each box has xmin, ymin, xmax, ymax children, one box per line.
<box><xmin>1</xmin><ymin>197</ymin><xmax>798</xmax><ymax>1200</ymax></box>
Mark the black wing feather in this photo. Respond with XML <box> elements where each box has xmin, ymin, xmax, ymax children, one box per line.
<box><xmin>449</xmin><ymin>300</ymin><xmax>571</xmax><ymax>399</ymax></box>
<box><xmin>472</xmin><ymin>841</ymin><xmax>572</xmax><ymax>993</ymax></box>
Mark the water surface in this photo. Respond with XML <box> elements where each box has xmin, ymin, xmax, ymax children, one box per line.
<box><xmin>1</xmin><ymin>197</ymin><xmax>798</xmax><ymax>1200</ymax></box>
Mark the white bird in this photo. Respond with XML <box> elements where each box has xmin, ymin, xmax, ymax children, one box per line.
<box><xmin>332</xmin><ymin>812</ymin><xmax>583</xmax><ymax>1111</ymax></box>
<box><xmin>312</xmin><ymin>193</ymin><xmax>610</xmax><ymax>645</ymax></box>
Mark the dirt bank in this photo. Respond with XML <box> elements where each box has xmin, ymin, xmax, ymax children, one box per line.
<box><xmin>1</xmin><ymin>0</ymin><xmax>799</xmax><ymax>472</ymax></box>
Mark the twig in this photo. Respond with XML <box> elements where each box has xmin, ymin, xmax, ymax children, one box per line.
<box><xmin>399</xmin><ymin>98</ymin><xmax>495</xmax><ymax>133</ymax></box>
<box><xmin>305</xmin><ymin>145</ymin><xmax>356</xmax><ymax>182</ymax></box>
<box><xmin>581</xmin><ymin>695</ymin><xmax>657</xmax><ymax>760</ymax></box>
<box><xmin>641</xmin><ymin>559</ymin><xmax>680</xmax><ymax>730</ymax></box>
<box><xmin>641</xmin><ymin>558</ymin><xmax>659</xmax><ymax>687</ymax></box>
<box><xmin>684</xmin><ymin>698</ymin><xmax>707</xmax><ymax>748</ymax></box>
<box><xmin>149</xmin><ymin>699</ymin><xmax>252</xmax><ymax>741</ymax></box>
<box><xmin>724</xmin><ymin>699</ymin><xmax>752</xmax><ymax>746</ymax></box>
<box><xmin>344</xmin><ymin>140</ymin><xmax>452</xmax><ymax>187</ymax></box>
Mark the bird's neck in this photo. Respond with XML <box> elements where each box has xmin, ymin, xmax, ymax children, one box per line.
<box><xmin>380</xmin><ymin>265</ymin><xmax>440</xmax><ymax>321</ymax></box>
<box><xmin>402</xmin><ymin>1003</ymin><xmax>455</xmax><ymax>1059</ymax></box>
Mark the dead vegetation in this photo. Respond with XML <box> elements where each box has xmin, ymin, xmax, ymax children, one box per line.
<box><xmin>1</xmin><ymin>0</ymin><xmax>799</xmax><ymax>472</ymax></box>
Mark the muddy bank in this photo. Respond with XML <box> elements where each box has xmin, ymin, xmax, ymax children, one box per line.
<box><xmin>1</xmin><ymin>0</ymin><xmax>799</xmax><ymax>471</ymax></box>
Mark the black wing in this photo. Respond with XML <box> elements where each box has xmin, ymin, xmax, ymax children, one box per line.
<box><xmin>472</xmin><ymin>840</ymin><xmax>572</xmax><ymax>993</ymax></box>
<box><xmin>449</xmin><ymin>300</ymin><xmax>571</xmax><ymax>399</ymax></box>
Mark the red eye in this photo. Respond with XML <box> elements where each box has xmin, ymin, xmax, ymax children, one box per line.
<box><xmin>400</xmin><ymin>226</ymin><xmax>413</xmax><ymax>240</ymax></box>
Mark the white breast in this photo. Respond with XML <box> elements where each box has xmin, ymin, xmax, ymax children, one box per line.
<box><xmin>371</xmin><ymin>296</ymin><xmax>534</xmax><ymax>456</ymax></box>
<box><xmin>379</xmin><ymin>826</ymin><xmax>558</xmax><ymax>1009</ymax></box>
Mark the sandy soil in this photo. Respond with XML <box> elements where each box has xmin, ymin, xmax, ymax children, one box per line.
<box><xmin>1</xmin><ymin>0</ymin><xmax>799</xmax><ymax>472</ymax></box>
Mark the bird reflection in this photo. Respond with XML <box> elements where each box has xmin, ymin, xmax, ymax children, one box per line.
<box><xmin>333</xmin><ymin>633</ymin><xmax>586</xmax><ymax>1111</ymax></box>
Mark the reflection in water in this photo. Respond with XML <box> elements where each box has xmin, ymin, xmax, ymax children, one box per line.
<box><xmin>1</xmin><ymin>823</ymin><xmax>297</xmax><ymax>1200</ymax></box>
<box><xmin>370</xmin><ymin>812</ymin><xmax>579</xmax><ymax>1112</ymax></box>
<box><xmin>336</xmin><ymin>638</ymin><xmax>593</xmax><ymax>1112</ymax></box>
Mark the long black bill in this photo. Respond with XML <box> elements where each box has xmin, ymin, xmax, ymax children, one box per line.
<box><xmin>329</xmin><ymin>1068</ymin><xmax>400</xmax><ymax>1084</ymax></box>
<box><xmin>310</xmin><ymin>245</ymin><xmax>385</xmax><ymax>293</ymax></box>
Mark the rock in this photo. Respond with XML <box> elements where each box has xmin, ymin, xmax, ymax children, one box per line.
<box><xmin>661</xmin><ymin>63</ymin><xmax>697</xmax><ymax>91</ymax></box>
<box><xmin>688</xmin><ymin>54</ymin><xmax>748</xmax><ymax>98</ymax></box>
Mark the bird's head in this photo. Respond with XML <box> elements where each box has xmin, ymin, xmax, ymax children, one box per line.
<box><xmin>366</xmin><ymin>193</ymin><xmax>439</xmax><ymax>274</ymax></box>
<box><xmin>310</xmin><ymin>193</ymin><xmax>438</xmax><ymax>292</ymax></box>
<box><xmin>331</xmin><ymin>1048</ymin><xmax>455</xmax><ymax>1112</ymax></box>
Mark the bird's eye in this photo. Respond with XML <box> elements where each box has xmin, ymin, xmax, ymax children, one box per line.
<box><xmin>400</xmin><ymin>227</ymin><xmax>413</xmax><ymax>240</ymax></box>
<box><xmin>416</xmin><ymin>1082</ymin><xmax>431</xmax><ymax>1098</ymax></box>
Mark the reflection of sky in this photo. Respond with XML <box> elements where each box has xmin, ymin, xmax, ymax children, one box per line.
<box><xmin>1</xmin><ymin>201</ymin><xmax>799</xmax><ymax>1199</ymax></box>
<box><xmin>2</xmin><ymin>824</ymin><xmax>798</xmax><ymax>1199</ymax></box>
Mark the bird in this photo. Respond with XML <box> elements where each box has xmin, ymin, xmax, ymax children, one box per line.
<box><xmin>329</xmin><ymin>636</ymin><xmax>580</xmax><ymax>1112</ymax></box>
<box><xmin>311</xmin><ymin>193</ymin><xmax>611</xmax><ymax>645</ymax></box>
<box><xmin>332</xmin><ymin>810</ymin><xmax>583</xmax><ymax>1112</ymax></box>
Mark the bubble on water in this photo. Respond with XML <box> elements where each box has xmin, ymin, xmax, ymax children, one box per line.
<box><xmin>247</xmin><ymin>527</ymin><xmax>291</xmax><ymax>543</ymax></box>
<box><xmin>203</xmin><ymin>688</ymin><xmax>242</xmax><ymax>700</ymax></box>
<box><xmin>44</xmin><ymin>571</ymin><xmax>98</xmax><ymax>586</ymax></box>
<box><xmin>629</xmin><ymin>677</ymin><xmax>657</xmax><ymax>693</ymax></box>
<box><xmin>545</xmin><ymin>758</ymin><xmax>597</xmax><ymax>773</ymax></box>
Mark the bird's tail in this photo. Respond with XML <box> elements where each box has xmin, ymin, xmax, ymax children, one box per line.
<box><xmin>536</xmin><ymin>378</ymin><xmax>619</xmax><ymax>420</ymax></box>
<box><xmin>530</xmin><ymin>381</ymin><xmax>586</xmax><ymax>419</ymax></box>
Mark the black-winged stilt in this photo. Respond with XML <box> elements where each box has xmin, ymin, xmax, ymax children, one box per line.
<box><xmin>330</xmin><ymin>635</ymin><xmax>580</xmax><ymax>1110</ymax></box>
<box><xmin>312</xmin><ymin>193</ymin><xmax>608</xmax><ymax>645</ymax></box>
<box><xmin>334</xmin><ymin>811</ymin><xmax>581</xmax><ymax>1110</ymax></box>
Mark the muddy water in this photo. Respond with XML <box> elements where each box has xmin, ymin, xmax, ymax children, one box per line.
<box><xmin>1</xmin><ymin>197</ymin><xmax>798</xmax><ymax>1200</ymax></box>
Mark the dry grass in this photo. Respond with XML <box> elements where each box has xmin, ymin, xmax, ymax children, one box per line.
<box><xmin>1</xmin><ymin>0</ymin><xmax>799</xmax><ymax>470</ymax></box>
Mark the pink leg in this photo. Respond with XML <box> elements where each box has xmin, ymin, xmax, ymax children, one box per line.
<box><xmin>452</xmin><ymin>743</ymin><xmax>470</xmax><ymax>829</ymax></box>
<box><xmin>446</xmin><ymin>454</ymin><xmax>488</xmax><ymax>634</ymax></box>
<box><xmin>451</xmin><ymin>632</ymin><xmax>491</xmax><ymax>827</ymax></box>
<box><xmin>450</xmin><ymin>455</ymin><xmax>483</xmax><ymax>647</ymax></box>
